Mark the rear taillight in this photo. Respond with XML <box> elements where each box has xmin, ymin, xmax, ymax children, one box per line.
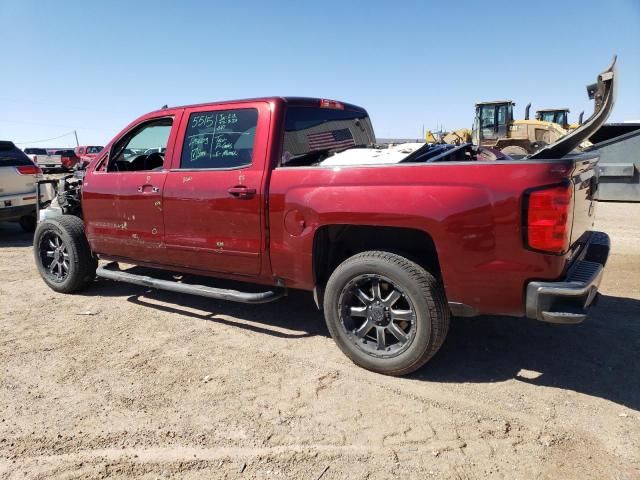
<box><xmin>16</xmin><ymin>165</ymin><xmax>42</xmax><ymax>175</ymax></box>
<box><xmin>524</xmin><ymin>183</ymin><xmax>573</xmax><ymax>254</ymax></box>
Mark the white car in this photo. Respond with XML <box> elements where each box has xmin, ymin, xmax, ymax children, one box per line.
<box><xmin>1</xmin><ymin>142</ymin><xmax>50</xmax><ymax>232</ymax></box>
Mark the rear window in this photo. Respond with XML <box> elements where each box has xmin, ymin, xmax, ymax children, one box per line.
<box><xmin>24</xmin><ymin>148</ymin><xmax>47</xmax><ymax>155</ymax></box>
<box><xmin>86</xmin><ymin>146</ymin><xmax>103</xmax><ymax>154</ymax></box>
<box><xmin>0</xmin><ymin>143</ymin><xmax>33</xmax><ymax>167</ymax></box>
<box><xmin>54</xmin><ymin>150</ymin><xmax>77</xmax><ymax>156</ymax></box>
<box><xmin>282</xmin><ymin>106</ymin><xmax>375</xmax><ymax>164</ymax></box>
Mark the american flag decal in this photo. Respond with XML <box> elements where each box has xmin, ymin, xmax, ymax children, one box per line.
<box><xmin>307</xmin><ymin>128</ymin><xmax>355</xmax><ymax>151</ymax></box>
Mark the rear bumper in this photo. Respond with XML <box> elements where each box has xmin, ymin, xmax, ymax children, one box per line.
<box><xmin>0</xmin><ymin>204</ymin><xmax>35</xmax><ymax>221</ymax></box>
<box><xmin>525</xmin><ymin>231</ymin><xmax>610</xmax><ymax>324</ymax></box>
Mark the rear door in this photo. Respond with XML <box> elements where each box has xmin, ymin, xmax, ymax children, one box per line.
<box><xmin>83</xmin><ymin>111</ymin><xmax>183</xmax><ymax>263</ymax></box>
<box><xmin>161</xmin><ymin>102</ymin><xmax>270</xmax><ymax>276</ymax></box>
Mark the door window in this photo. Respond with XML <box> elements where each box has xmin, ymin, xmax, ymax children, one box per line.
<box><xmin>480</xmin><ymin>105</ymin><xmax>496</xmax><ymax>129</ymax></box>
<box><xmin>108</xmin><ymin>118</ymin><xmax>173</xmax><ymax>172</ymax></box>
<box><xmin>180</xmin><ymin>109</ymin><xmax>258</xmax><ymax>169</ymax></box>
<box><xmin>497</xmin><ymin>105</ymin><xmax>507</xmax><ymax>125</ymax></box>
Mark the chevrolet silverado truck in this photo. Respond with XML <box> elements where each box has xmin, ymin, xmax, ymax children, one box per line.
<box><xmin>33</xmin><ymin>60</ymin><xmax>615</xmax><ymax>375</ymax></box>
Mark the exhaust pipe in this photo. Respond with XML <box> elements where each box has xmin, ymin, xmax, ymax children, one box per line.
<box><xmin>524</xmin><ymin>102</ymin><xmax>531</xmax><ymax>120</ymax></box>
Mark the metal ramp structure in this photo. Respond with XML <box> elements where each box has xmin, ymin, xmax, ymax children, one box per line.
<box><xmin>587</xmin><ymin>123</ymin><xmax>640</xmax><ymax>202</ymax></box>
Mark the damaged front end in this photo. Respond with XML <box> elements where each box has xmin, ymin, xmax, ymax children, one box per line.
<box><xmin>37</xmin><ymin>171</ymin><xmax>84</xmax><ymax>222</ymax></box>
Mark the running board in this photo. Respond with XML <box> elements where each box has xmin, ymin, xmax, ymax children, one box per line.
<box><xmin>96</xmin><ymin>262</ymin><xmax>286</xmax><ymax>304</ymax></box>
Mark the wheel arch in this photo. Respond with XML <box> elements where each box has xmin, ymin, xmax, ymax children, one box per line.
<box><xmin>312</xmin><ymin>224</ymin><xmax>441</xmax><ymax>306</ymax></box>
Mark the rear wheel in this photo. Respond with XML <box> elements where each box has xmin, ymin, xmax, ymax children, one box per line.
<box><xmin>34</xmin><ymin>216</ymin><xmax>97</xmax><ymax>293</ymax></box>
<box><xmin>323</xmin><ymin>251</ymin><xmax>449</xmax><ymax>375</ymax></box>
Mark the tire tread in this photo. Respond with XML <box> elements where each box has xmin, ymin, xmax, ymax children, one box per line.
<box><xmin>324</xmin><ymin>250</ymin><xmax>450</xmax><ymax>376</ymax></box>
<box><xmin>34</xmin><ymin>216</ymin><xmax>97</xmax><ymax>293</ymax></box>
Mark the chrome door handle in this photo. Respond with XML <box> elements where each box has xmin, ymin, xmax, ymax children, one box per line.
<box><xmin>138</xmin><ymin>185</ymin><xmax>160</xmax><ymax>193</ymax></box>
<box><xmin>227</xmin><ymin>186</ymin><xmax>256</xmax><ymax>199</ymax></box>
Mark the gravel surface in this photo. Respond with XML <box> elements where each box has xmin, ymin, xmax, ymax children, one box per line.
<box><xmin>0</xmin><ymin>202</ymin><xmax>638</xmax><ymax>479</ymax></box>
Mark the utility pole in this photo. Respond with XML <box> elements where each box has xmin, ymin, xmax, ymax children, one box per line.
<box><xmin>73</xmin><ymin>130</ymin><xmax>79</xmax><ymax>147</ymax></box>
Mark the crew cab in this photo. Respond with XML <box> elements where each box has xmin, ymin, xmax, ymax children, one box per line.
<box><xmin>33</xmin><ymin>61</ymin><xmax>616</xmax><ymax>375</ymax></box>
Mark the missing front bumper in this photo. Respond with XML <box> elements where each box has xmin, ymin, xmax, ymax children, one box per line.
<box><xmin>525</xmin><ymin>231</ymin><xmax>610</xmax><ymax>324</ymax></box>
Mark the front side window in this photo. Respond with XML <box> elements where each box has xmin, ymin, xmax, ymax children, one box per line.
<box><xmin>180</xmin><ymin>109</ymin><xmax>258</xmax><ymax>169</ymax></box>
<box><xmin>108</xmin><ymin>118</ymin><xmax>172</xmax><ymax>172</ymax></box>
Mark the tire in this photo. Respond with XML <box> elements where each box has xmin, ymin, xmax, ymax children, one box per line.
<box><xmin>323</xmin><ymin>251</ymin><xmax>450</xmax><ymax>376</ymax></box>
<box><xmin>500</xmin><ymin>145</ymin><xmax>529</xmax><ymax>157</ymax></box>
<box><xmin>19</xmin><ymin>214</ymin><xmax>36</xmax><ymax>233</ymax></box>
<box><xmin>33</xmin><ymin>215</ymin><xmax>97</xmax><ymax>293</ymax></box>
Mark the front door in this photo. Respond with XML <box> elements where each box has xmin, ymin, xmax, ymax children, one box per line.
<box><xmin>162</xmin><ymin>103</ymin><xmax>270</xmax><ymax>276</ymax></box>
<box><xmin>83</xmin><ymin>111</ymin><xmax>183</xmax><ymax>264</ymax></box>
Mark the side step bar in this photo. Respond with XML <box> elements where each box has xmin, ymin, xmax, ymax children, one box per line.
<box><xmin>96</xmin><ymin>262</ymin><xmax>287</xmax><ymax>304</ymax></box>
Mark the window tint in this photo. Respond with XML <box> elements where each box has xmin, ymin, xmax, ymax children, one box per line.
<box><xmin>180</xmin><ymin>109</ymin><xmax>258</xmax><ymax>169</ymax></box>
<box><xmin>497</xmin><ymin>105</ymin><xmax>507</xmax><ymax>125</ymax></box>
<box><xmin>282</xmin><ymin>107</ymin><xmax>375</xmax><ymax>163</ymax></box>
<box><xmin>0</xmin><ymin>144</ymin><xmax>33</xmax><ymax>166</ymax></box>
<box><xmin>109</xmin><ymin>118</ymin><xmax>172</xmax><ymax>172</ymax></box>
<box><xmin>24</xmin><ymin>148</ymin><xmax>47</xmax><ymax>155</ymax></box>
<box><xmin>55</xmin><ymin>150</ymin><xmax>77</xmax><ymax>156</ymax></box>
<box><xmin>480</xmin><ymin>106</ymin><xmax>495</xmax><ymax>128</ymax></box>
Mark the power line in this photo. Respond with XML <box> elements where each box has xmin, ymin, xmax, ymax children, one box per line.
<box><xmin>13</xmin><ymin>131</ymin><xmax>77</xmax><ymax>145</ymax></box>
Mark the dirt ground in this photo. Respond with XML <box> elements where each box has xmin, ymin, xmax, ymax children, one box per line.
<box><xmin>0</xmin><ymin>202</ymin><xmax>638</xmax><ymax>479</ymax></box>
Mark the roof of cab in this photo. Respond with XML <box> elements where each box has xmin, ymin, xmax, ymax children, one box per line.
<box><xmin>148</xmin><ymin>97</ymin><xmax>367</xmax><ymax>115</ymax></box>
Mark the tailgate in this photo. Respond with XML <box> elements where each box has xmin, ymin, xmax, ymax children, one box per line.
<box><xmin>570</xmin><ymin>155</ymin><xmax>599</xmax><ymax>247</ymax></box>
<box><xmin>34</xmin><ymin>154</ymin><xmax>62</xmax><ymax>166</ymax></box>
<box><xmin>0</xmin><ymin>166</ymin><xmax>36</xmax><ymax>197</ymax></box>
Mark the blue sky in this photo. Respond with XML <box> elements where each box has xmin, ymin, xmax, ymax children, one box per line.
<box><xmin>1</xmin><ymin>0</ymin><xmax>639</xmax><ymax>147</ymax></box>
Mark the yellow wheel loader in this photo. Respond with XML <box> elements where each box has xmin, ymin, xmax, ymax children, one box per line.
<box><xmin>471</xmin><ymin>101</ymin><xmax>570</xmax><ymax>156</ymax></box>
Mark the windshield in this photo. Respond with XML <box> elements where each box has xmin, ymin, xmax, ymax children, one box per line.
<box><xmin>282</xmin><ymin>106</ymin><xmax>375</xmax><ymax>165</ymax></box>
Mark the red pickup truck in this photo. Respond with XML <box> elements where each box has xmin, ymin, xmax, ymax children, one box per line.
<box><xmin>33</xmin><ymin>61</ymin><xmax>615</xmax><ymax>375</ymax></box>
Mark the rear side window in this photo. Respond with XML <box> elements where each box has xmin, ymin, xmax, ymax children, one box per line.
<box><xmin>282</xmin><ymin>106</ymin><xmax>375</xmax><ymax>165</ymax></box>
<box><xmin>180</xmin><ymin>109</ymin><xmax>258</xmax><ymax>169</ymax></box>
<box><xmin>0</xmin><ymin>143</ymin><xmax>33</xmax><ymax>167</ymax></box>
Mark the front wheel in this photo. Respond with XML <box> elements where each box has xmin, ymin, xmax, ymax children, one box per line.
<box><xmin>33</xmin><ymin>216</ymin><xmax>97</xmax><ymax>293</ymax></box>
<box><xmin>323</xmin><ymin>251</ymin><xmax>450</xmax><ymax>376</ymax></box>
